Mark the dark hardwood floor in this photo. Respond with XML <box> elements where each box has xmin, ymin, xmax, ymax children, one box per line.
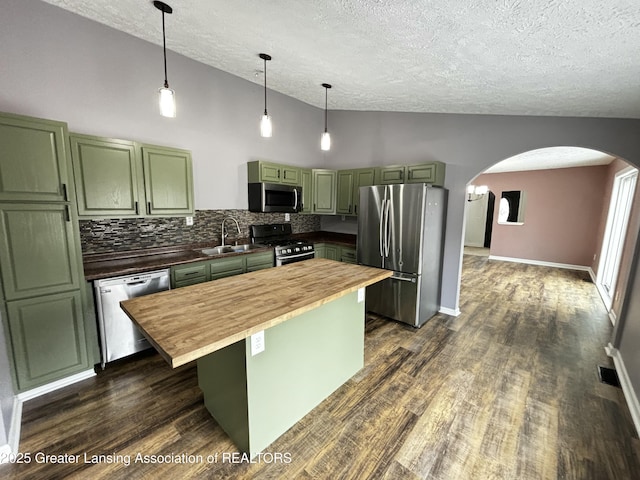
<box><xmin>2</xmin><ymin>255</ymin><xmax>639</xmax><ymax>479</ymax></box>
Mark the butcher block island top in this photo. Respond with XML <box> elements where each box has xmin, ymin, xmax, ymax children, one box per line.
<box><xmin>120</xmin><ymin>258</ymin><xmax>391</xmax><ymax>368</ymax></box>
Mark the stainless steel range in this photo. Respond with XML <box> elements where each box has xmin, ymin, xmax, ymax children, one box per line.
<box><xmin>250</xmin><ymin>223</ymin><xmax>315</xmax><ymax>266</ymax></box>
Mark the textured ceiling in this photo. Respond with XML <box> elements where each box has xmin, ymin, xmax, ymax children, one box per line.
<box><xmin>41</xmin><ymin>0</ymin><xmax>640</xmax><ymax>118</ymax></box>
<box><xmin>485</xmin><ymin>147</ymin><xmax>615</xmax><ymax>173</ymax></box>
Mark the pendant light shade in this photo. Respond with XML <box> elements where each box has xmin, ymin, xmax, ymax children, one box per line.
<box><xmin>154</xmin><ymin>1</ymin><xmax>176</xmax><ymax>118</ymax></box>
<box><xmin>259</xmin><ymin>53</ymin><xmax>272</xmax><ymax>137</ymax></box>
<box><xmin>321</xmin><ymin>83</ymin><xmax>332</xmax><ymax>151</ymax></box>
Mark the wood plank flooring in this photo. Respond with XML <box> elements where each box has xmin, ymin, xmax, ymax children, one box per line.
<box><xmin>2</xmin><ymin>255</ymin><xmax>639</xmax><ymax>479</ymax></box>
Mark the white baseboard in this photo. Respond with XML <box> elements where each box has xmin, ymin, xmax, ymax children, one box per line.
<box><xmin>7</xmin><ymin>396</ymin><xmax>22</xmax><ymax>455</ymax></box>
<box><xmin>439</xmin><ymin>306</ymin><xmax>460</xmax><ymax>317</ymax></box>
<box><xmin>17</xmin><ymin>369</ymin><xmax>95</xmax><ymax>403</ymax></box>
<box><xmin>488</xmin><ymin>255</ymin><xmax>591</xmax><ymax>272</ymax></box>
<box><xmin>606</xmin><ymin>343</ymin><xmax>640</xmax><ymax>437</ymax></box>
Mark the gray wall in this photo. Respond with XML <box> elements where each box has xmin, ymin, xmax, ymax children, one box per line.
<box><xmin>3</xmin><ymin>0</ymin><xmax>640</xmax><ymax>432</ymax></box>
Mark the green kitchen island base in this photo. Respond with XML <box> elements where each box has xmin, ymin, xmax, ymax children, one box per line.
<box><xmin>197</xmin><ymin>291</ymin><xmax>363</xmax><ymax>456</ymax></box>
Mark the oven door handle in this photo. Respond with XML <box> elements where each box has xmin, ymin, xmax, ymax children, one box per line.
<box><xmin>278</xmin><ymin>251</ymin><xmax>315</xmax><ymax>260</ymax></box>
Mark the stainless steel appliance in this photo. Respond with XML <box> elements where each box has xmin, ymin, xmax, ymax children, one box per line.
<box><xmin>250</xmin><ymin>223</ymin><xmax>315</xmax><ymax>265</ymax></box>
<box><xmin>94</xmin><ymin>269</ymin><xmax>170</xmax><ymax>368</ymax></box>
<box><xmin>248</xmin><ymin>183</ymin><xmax>302</xmax><ymax>213</ymax></box>
<box><xmin>357</xmin><ymin>184</ymin><xmax>447</xmax><ymax>327</ymax></box>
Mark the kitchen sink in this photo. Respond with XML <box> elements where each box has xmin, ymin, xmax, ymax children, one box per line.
<box><xmin>199</xmin><ymin>246</ymin><xmax>236</xmax><ymax>256</ymax></box>
<box><xmin>198</xmin><ymin>244</ymin><xmax>265</xmax><ymax>256</ymax></box>
<box><xmin>229</xmin><ymin>244</ymin><xmax>264</xmax><ymax>252</ymax></box>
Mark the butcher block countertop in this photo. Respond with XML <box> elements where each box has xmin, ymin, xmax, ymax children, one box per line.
<box><xmin>120</xmin><ymin>258</ymin><xmax>391</xmax><ymax>368</ymax></box>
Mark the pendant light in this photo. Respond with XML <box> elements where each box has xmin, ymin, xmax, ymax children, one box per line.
<box><xmin>320</xmin><ymin>83</ymin><xmax>332</xmax><ymax>151</ymax></box>
<box><xmin>154</xmin><ymin>1</ymin><xmax>176</xmax><ymax>118</ymax></box>
<box><xmin>259</xmin><ymin>53</ymin><xmax>273</xmax><ymax>137</ymax></box>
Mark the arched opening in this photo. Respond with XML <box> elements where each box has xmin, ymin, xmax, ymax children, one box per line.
<box><xmin>461</xmin><ymin>146</ymin><xmax>638</xmax><ymax>325</ymax></box>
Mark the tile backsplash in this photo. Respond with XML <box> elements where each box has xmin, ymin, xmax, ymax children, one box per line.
<box><xmin>79</xmin><ymin>210</ymin><xmax>321</xmax><ymax>254</ymax></box>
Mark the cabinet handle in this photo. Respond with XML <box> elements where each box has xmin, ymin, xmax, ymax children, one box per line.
<box><xmin>278</xmin><ymin>169</ymin><xmax>281</xmax><ymax>179</ymax></box>
<box><xmin>314</xmin><ymin>203</ymin><xmax>316</xmax><ymax>211</ymax></box>
<box><xmin>147</xmin><ymin>202</ymin><xmax>151</xmax><ymax>214</ymax></box>
<box><xmin>64</xmin><ymin>205</ymin><xmax>70</xmax><ymax>222</ymax></box>
<box><xmin>408</xmin><ymin>171</ymin><xmax>412</xmax><ymax>180</ymax></box>
<box><xmin>62</xmin><ymin>183</ymin><xmax>68</xmax><ymax>201</ymax></box>
<box><xmin>348</xmin><ymin>204</ymin><xmax>352</xmax><ymax>213</ymax></box>
<box><xmin>134</xmin><ymin>201</ymin><xmax>139</xmax><ymax>215</ymax></box>
<box><xmin>184</xmin><ymin>271</ymin><xmax>199</xmax><ymax>276</ymax></box>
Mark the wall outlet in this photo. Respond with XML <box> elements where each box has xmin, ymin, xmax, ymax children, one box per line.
<box><xmin>251</xmin><ymin>331</ymin><xmax>265</xmax><ymax>356</ymax></box>
<box><xmin>284</xmin><ymin>213</ymin><xmax>290</xmax><ymax>222</ymax></box>
<box><xmin>185</xmin><ymin>216</ymin><xmax>194</xmax><ymax>226</ymax></box>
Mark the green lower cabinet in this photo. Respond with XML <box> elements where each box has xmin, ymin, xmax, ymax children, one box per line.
<box><xmin>245</xmin><ymin>251</ymin><xmax>275</xmax><ymax>272</ymax></box>
<box><xmin>209</xmin><ymin>256</ymin><xmax>245</xmax><ymax>281</ymax></box>
<box><xmin>171</xmin><ymin>251</ymin><xmax>275</xmax><ymax>288</ymax></box>
<box><xmin>7</xmin><ymin>290</ymin><xmax>90</xmax><ymax>391</ymax></box>
<box><xmin>340</xmin><ymin>247</ymin><xmax>357</xmax><ymax>264</ymax></box>
<box><xmin>315</xmin><ymin>243</ymin><xmax>356</xmax><ymax>263</ymax></box>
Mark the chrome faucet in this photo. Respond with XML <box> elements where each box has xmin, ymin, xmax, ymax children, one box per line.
<box><xmin>221</xmin><ymin>216</ymin><xmax>241</xmax><ymax>246</ymax></box>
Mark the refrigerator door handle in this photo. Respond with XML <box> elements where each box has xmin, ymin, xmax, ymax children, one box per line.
<box><xmin>384</xmin><ymin>196</ymin><xmax>391</xmax><ymax>257</ymax></box>
<box><xmin>379</xmin><ymin>198</ymin><xmax>386</xmax><ymax>257</ymax></box>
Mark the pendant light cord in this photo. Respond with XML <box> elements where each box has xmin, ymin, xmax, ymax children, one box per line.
<box><xmin>263</xmin><ymin>57</ymin><xmax>268</xmax><ymax>115</ymax></box>
<box><xmin>162</xmin><ymin>10</ymin><xmax>168</xmax><ymax>88</ymax></box>
<box><xmin>324</xmin><ymin>87</ymin><xmax>328</xmax><ymax>132</ymax></box>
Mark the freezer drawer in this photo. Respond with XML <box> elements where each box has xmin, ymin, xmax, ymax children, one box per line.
<box><xmin>365</xmin><ymin>272</ymin><xmax>420</xmax><ymax>327</ymax></box>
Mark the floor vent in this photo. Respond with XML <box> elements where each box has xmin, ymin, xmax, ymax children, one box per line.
<box><xmin>598</xmin><ymin>365</ymin><xmax>621</xmax><ymax>388</ymax></box>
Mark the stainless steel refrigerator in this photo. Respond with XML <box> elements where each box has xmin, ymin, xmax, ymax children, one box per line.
<box><xmin>357</xmin><ymin>183</ymin><xmax>447</xmax><ymax>327</ymax></box>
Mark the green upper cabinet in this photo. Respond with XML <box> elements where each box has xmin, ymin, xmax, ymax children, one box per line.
<box><xmin>300</xmin><ymin>168</ymin><xmax>313</xmax><ymax>214</ymax></box>
<box><xmin>70</xmin><ymin>135</ymin><xmax>194</xmax><ymax>218</ymax></box>
<box><xmin>141</xmin><ymin>144</ymin><xmax>194</xmax><ymax>216</ymax></box>
<box><xmin>312</xmin><ymin>169</ymin><xmax>337</xmax><ymax>214</ymax></box>
<box><xmin>0</xmin><ymin>113</ymin><xmax>71</xmax><ymax>203</ymax></box>
<box><xmin>336</xmin><ymin>170</ymin><xmax>354</xmax><ymax>215</ymax></box>
<box><xmin>70</xmin><ymin>135</ymin><xmax>142</xmax><ymax>217</ymax></box>
<box><xmin>248</xmin><ymin>161</ymin><xmax>301</xmax><ymax>186</ymax></box>
<box><xmin>337</xmin><ymin>168</ymin><xmax>375</xmax><ymax>216</ymax></box>
<box><xmin>0</xmin><ymin>203</ymin><xmax>82</xmax><ymax>300</ymax></box>
<box><xmin>376</xmin><ymin>162</ymin><xmax>445</xmax><ymax>186</ymax></box>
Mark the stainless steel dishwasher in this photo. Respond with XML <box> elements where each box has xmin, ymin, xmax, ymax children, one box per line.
<box><xmin>94</xmin><ymin>269</ymin><xmax>170</xmax><ymax>368</ymax></box>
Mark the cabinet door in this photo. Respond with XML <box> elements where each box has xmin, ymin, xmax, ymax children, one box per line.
<box><xmin>336</xmin><ymin>170</ymin><xmax>354</xmax><ymax>215</ymax></box>
<box><xmin>325</xmin><ymin>244</ymin><xmax>339</xmax><ymax>261</ymax></box>
<box><xmin>70</xmin><ymin>135</ymin><xmax>142</xmax><ymax>217</ymax></box>
<box><xmin>340</xmin><ymin>247</ymin><xmax>357</xmax><ymax>264</ymax></box>
<box><xmin>141</xmin><ymin>145</ymin><xmax>194</xmax><ymax>216</ymax></box>
<box><xmin>407</xmin><ymin>163</ymin><xmax>436</xmax><ymax>183</ymax></box>
<box><xmin>407</xmin><ymin>162</ymin><xmax>446</xmax><ymax>186</ymax></box>
<box><xmin>245</xmin><ymin>251</ymin><xmax>274</xmax><ymax>272</ymax></box>
<box><xmin>300</xmin><ymin>169</ymin><xmax>313</xmax><ymax>214</ymax></box>
<box><xmin>313</xmin><ymin>169</ymin><xmax>337</xmax><ymax>214</ymax></box>
<box><xmin>0</xmin><ymin>113</ymin><xmax>71</xmax><ymax>202</ymax></box>
<box><xmin>352</xmin><ymin>168</ymin><xmax>376</xmax><ymax>216</ymax></box>
<box><xmin>209</xmin><ymin>256</ymin><xmax>245</xmax><ymax>280</ymax></box>
<box><xmin>258</xmin><ymin>162</ymin><xmax>282</xmax><ymax>183</ymax></box>
<box><xmin>314</xmin><ymin>244</ymin><xmax>326</xmax><ymax>258</ymax></box>
<box><xmin>0</xmin><ymin>204</ymin><xmax>81</xmax><ymax>300</ymax></box>
<box><xmin>7</xmin><ymin>290</ymin><xmax>89</xmax><ymax>391</ymax></box>
<box><xmin>377</xmin><ymin>166</ymin><xmax>406</xmax><ymax>184</ymax></box>
<box><xmin>281</xmin><ymin>166</ymin><xmax>300</xmax><ymax>185</ymax></box>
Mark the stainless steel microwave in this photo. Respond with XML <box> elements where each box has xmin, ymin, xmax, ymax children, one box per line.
<box><xmin>248</xmin><ymin>182</ymin><xmax>302</xmax><ymax>213</ymax></box>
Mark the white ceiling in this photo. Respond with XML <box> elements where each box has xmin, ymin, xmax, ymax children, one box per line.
<box><xmin>41</xmin><ymin>0</ymin><xmax>640</xmax><ymax>118</ymax></box>
<box><xmin>485</xmin><ymin>147</ymin><xmax>616</xmax><ymax>173</ymax></box>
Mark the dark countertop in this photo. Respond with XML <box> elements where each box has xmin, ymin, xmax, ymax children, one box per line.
<box><xmin>83</xmin><ymin>241</ymin><xmax>272</xmax><ymax>281</ymax></box>
<box><xmin>82</xmin><ymin>231</ymin><xmax>356</xmax><ymax>281</ymax></box>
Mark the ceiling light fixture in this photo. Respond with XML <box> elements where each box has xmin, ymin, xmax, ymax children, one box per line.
<box><xmin>259</xmin><ymin>53</ymin><xmax>272</xmax><ymax>137</ymax></box>
<box><xmin>320</xmin><ymin>83</ymin><xmax>332</xmax><ymax>151</ymax></box>
<box><xmin>154</xmin><ymin>1</ymin><xmax>175</xmax><ymax>118</ymax></box>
